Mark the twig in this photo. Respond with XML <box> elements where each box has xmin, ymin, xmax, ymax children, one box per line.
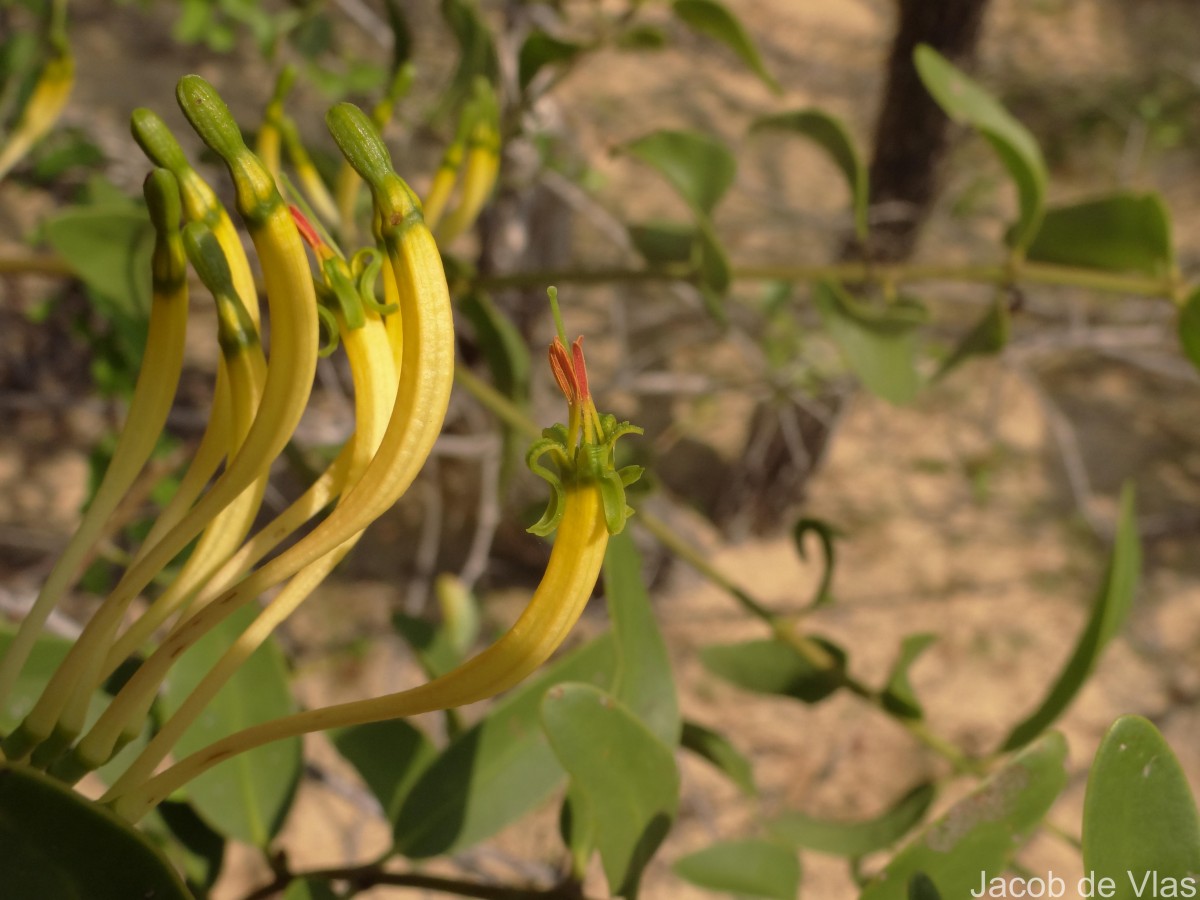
<box><xmin>241</xmin><ymin>866</ymin><xmax>592</xmax><ymax>900</ymax></box>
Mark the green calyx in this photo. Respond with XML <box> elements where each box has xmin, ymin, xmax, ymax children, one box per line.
<box><xmin>526</xmin><ymin>415</ymin><xmax>643</xmax><ymax>537</ymax></box>
<box><xmin>182</xmin><ymin>221</ymin><xmax>258</xmax><ymax>354</ymax></box>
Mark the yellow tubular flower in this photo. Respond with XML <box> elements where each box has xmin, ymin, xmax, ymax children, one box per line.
<box><xmin>6</xmin><ymin>76</ymin><xmax>319</xmax><ymax>761</ymax></box>
<box><xmin>109</xmin><ymin>325</ymin><xmax>642</xmax><ymax>823</ymax></box>
<box><xmin>434</xmin><ymin>118</ymin><xmax>501</xmax><ymax>244</ymax></box>
<box><xmin>0</xmin><ymin>39</ymin><xmax>73</xmax><ymax>181</ymax></box>
<box><xmin>255</xmin><ymin>66</ymin><xmax>295</xmax><ymax>185</ymax></box>
<box><xmin>422</xmin><ymin>138</ymin><xmax>464</xmax><ymax>234</ymax></box>
<box><xmin>0</xmin><ymin>170</ymin><xmax>187</xmax><ymax>718</ymax></box>
<box><xmin>46</xmin><ymin>222</ymin><xmax>269</xmax><ymax>778</ymax></box>
<box><xmin>80</xmin><ymin>212</ymin><xmax>398</xmax><ymax>773</ymax></box>
<box><xmin>279</xmin><ymin>113</ymin><xmax>340</xmax><ymax>228</ymax></box>
<box><xmin>95</xmin><ymin>227</ymin><xmax>273</xmax><ymax>686</ymax></box>
<box><xmin>98</xmin><ymin>288</ymin><xmax>397</xmax><ymax>789</ymax></box>
<box><xmin>78</xmin><ymin>108</ymin><xmax>451</xmax><ymax>762</ymax></box>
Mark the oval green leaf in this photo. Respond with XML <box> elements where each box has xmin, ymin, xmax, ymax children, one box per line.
<box><xmin>673</xmin><ymin>838</ymin><xmax>800</xmax><ymax>900</ymax></box>
<box><xmin>393</xmin><ymin>634</ymin><xmax>616</xmax><ymax>858</ymax></box>
<box><xmin>604</xmin><ymin>531</ymin><xmax>681</xmax><ymax>747</ymax></box>
<box><xmin>752</xmin><ymin>109</ymin><xmax>868</xmax><ymax>240</ymax></box>
<box><xmin>768</xmin><ymin>781</ymin><xmax>935</xmax><ymax>857</ymax></box>
<box><xmin>672</xmin><ymin>0</ymin><xmax>780</xmax><ymax>93</ymax></box>
<box><xmin>541</xmin><ymin>682</ymin><xmax>680</xmax><ymax>899</ymax></box>
<box><xmin>860</xmin><ymin>733</ymin><xmax>1069</xmax><ymax>900</ymax></box>
<box><xmin>913</xmin><ymin>44</ymin><xmax>1046</xmax><ymax>251</ymax></box>
<box><xmin>813</xmin><ymin>280</ymin><xmax>923</xmax><ymax>406</ymax></box>
<box><xmin>161</xmin><ymin>604</ymin><xmax>301</xmax><ymax>846</ymax></box>
<box><xmin>519</xmin><ymin>30</ymin><xmax>586</xmax><ymax>90</ymax></box>
<box><xmin>43</xmin><ymin>205</ymin><xmax>154</xmax><ymax>319</ymax></box>
<box><xmin>1001</xmin><ymin>482</ymin><xmax>1140</xmax><ymax>751</ymax></box>
<box><xmin>882</xmin><ymin>633</ymin><xmax>938</xmax><ymax>720</ymax></box>
<box><xmin>331</xmin><ymin>719</ymin><xmax>436</xmax><ymax>820</ymax></box>
<box><xmin>933</xmin><ymin>295</ymin><xmax>1011</xmax><ymax>382</ymax></box>
<box><xmin>0</xmin><ymin>763</ymin><xmax>190</xmax><ymax>899</ymax></box>
<box><xmin>700</xmin><ymin>636</ymin><xmax>847</xmax><ymax>704</ymax></box>
<box><xmin>680</xmin><ymin>720</ymin><xmax>756</xmax><ymax>796</ymax></box>
<box><xmin>1177</xmin><ymin>287</ymin><xmax>1200</xmax><ymax>374</ymax></box>
<box><xmin>1024</xmin><ymin>193</ymin><xmax>1174</xmax><ymax>276</ymax></box>
<box><xmin>623</xmin><ymin>129</ymin><xmax>736</xmax><ymax>217</ymax></box>
<box><xmin>1083</xmin><ymin>716</ymin><xmax>1200</xmax><ymax>900</ymax></box>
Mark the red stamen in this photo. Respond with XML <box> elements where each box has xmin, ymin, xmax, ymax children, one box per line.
<box><xmin>548</xmin><ymin>338</ymin><xmax>577</xmax><ymax>402</ymax></box>
<box><xmin>571</xmin><ymin>337</ymin><xmax>590</xmax><ymax>402</ymax></box>
<box><xmin>290</xmin><ymin>204</ymin><xmax>323</xmax><ymax>250</ymax></box>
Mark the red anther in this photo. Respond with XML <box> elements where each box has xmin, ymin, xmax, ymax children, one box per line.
<box><xmin>290</xmin><ymin>204</ymin><xmax>323</xmax><ymax>250</ymax></box>
<box><xmin>548</xmin><ymin>337</ymin><xmax>577</xmax><ymax>402</ymax></box>
<box><xmin>571</xmin><ymin>337</ymin><xmax>590</xmax><ymax>402</ymax></box>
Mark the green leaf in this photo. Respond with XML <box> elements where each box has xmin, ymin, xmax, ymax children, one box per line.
<box><xmin>700</xmin><ymin>636</ymin><xmax>847</xmax><ymax>704</ymax></box>
<box><xmin>672</xmin><ymin>0</ymin><xmax>780</xmax><ymax>93</ymax></box>
<box><xmin>813</xmin><ymin>280</ymin><xmax>923</xmax><ymax>406</ymax></box>
<box><xmin>393</xmin><ymin>634</ymin><xmax>616</xmax><ymax>858</ymax></box>
<box><xmin>439</xmin><ymin>0</ymin><xmax>499</xmax><ymax>116</ymax></box>
<box><xmin>519</xmin><ymin>30</ymin><xmax>587</xmax><ymax>90</ymax></box>
<box><xmin>680</xmin><ymin>720</ymin><xmax>756</xmax><ymax>796</ymax></box>
<box><xmin>542</xmin><ymin>683</ymin><xmax>680</xmax><ymax>898</ymax></box>
<box><xmin>43</xmin><ymin>204</ymin><xmax>155</xmax><ymax>319</ymax></box>
<box><xmin>792</xmin><ymin>516</ymin><xmax>839</xmax><ymax>608</ymax></box>
<box><xmin>460</xmin><ymin>291</ymin><xmax>532</xmax><ymax>415</ymax></box>
<box><xmin>768</xmin><ymin>782</ymin><xmax>935</xmax><ymax>857</ymax></box>
<box><xmin>696</xmin><ymin>215</ymin><xmax>732</xmax><ymax>312</ymax></box>
<box><xmin>673</xmin><ymin>839</ymin><xmax>800</xmax><ymax>900</ymax></box>
<box><xmin>908</xmin><ymin>872</ymin><xmax>943</xmax><ymax>900</ymax></box>
<box><xmin>914</xmin><ymin>44</ymin><xmax>1046</xmax><ymax>251</ymax></box>
<box><xmin>1023</xmin><ymin>193</ymin><xmax>1174</xmax><ymax>276</ymax></box>
<box><xmin>624</xmin><ymin>129</ymin><xmax>737</xmax><ymax>217</ymax></box>
<box><xmin>933</xmin><ymin>296</ymin><xmax>1011</xmax><ymax>381</ymax></box>
<box><xmin>617</xmin><ymin>25</ymin><xmax>668</xmax><ymax>50</ymax></box>
<box><xmin>331</xmin><ymin>719</ymin><xmax>436</xmax><ymax>820</ymax></box>
<box><xmin>141</xmin><ymin>800</ymin><xmax>226</xmax><ymax>894</ymax></box>
<box><xmin>1001</xmin><ymin>482</ymin><xmax>1140</xmax><ymax>751</ymax></box>
<box><xmin>0</xmin><ymin>626</ymin><xmax>72</xmax><ymax>734</ymax></box>
<box><xmin>161</xmin><ymin>604</ymin><xmax>301</xmax><ymax>846</ymax></box>
<box><xmin>752</xmin><ymin>109</ymin><xmax>868</xmax><ymax>240</ymax></box>
<box><xmin>0</xmin><ymin>763</ymin><xmax>190</xmax><ymax>899</ymax></box>
<box><xmin>628</xmin><ymin>220</ymin><xmax>697</xmax><ymax>266</ymax></box>
<box><xmin>881</xmin><ymin>633</ymin><xmax>938</xmax><ymax>720</ymax></box>
<box><xmin>392</xmin><ymin>611</ymin><xmax>465</xmax><ymax>679</ymax></box>
<box><xmin>1083</xmin><ymin>716</ymin><xmax>1200</xmax><ymax>900</ymax></box>
<box><xmin>860</xmin><ymin>733</ymin><xmax>1069</xmax><ymax>900</ymax></box>
<box><xmin>284</xmin><ymin>877</ymin><xmax>340</xmax><ymax>900</ymax></box>
<box><xmin>604</xmin><ymin>531</ymin><xmax>681</xmax><ymax>747</ymax></box>
<box><xmin>1179</xmin><ymin>287</ymin><xmax>1200</xmax><ymax>374</ymax></box>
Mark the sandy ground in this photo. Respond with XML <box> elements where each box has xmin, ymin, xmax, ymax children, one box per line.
<box><xmin>3</xmin><ymin>0</ymin><xmax>1200</xmax><ymax>898</ymax></box>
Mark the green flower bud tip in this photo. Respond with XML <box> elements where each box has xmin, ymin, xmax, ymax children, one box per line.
<box><xmin>143</xmin><ymin>169</ymin><xmax>182</xmax><ymax>235</ymax></box>
<box><xmin>131</xmin><ymin>108</ymin><xmax>189</xmax><ymax>172</ymax></box>
<box><xmin>177</xmin><ymin>74</ymin><xmax>248</xmax><ymax>164</ymax></box>
<box><xmin>326</xmin><ymin>102</ymin><xmax>396</xmax><ymax>192</ymax></box>
<box><xmin>182</xmin><ymin>221</ymin><xmax>257</xmax><ymax>354</ymax></box>
<box><xmin>182</xmin><ymin>221</ymin><xmax>234</xmax><ymax>296</ymax></box>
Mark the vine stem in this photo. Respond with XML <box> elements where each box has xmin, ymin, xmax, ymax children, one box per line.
<box><xmin>475</xmin><ymin>259</ymin><xmax>1179</xmax><ymax>299</ymax></box>
<box><xmin>3</xmin><ymin>249</ymin><xmax>1183</xmax><ymax>299</ymax></box>
<box><xmin>453</xmin><ymin>362</ymin><xmax>986</xmax><ymax>776</ymax></box>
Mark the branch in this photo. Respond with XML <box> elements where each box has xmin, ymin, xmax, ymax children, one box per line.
<box><xmin>242</xmin><ymin>863</ymin><xmax>592</xmax><ymax>900</ymax></box>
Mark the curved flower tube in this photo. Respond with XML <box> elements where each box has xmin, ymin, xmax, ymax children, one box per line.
<box><xmin>108</xmin><ymin>315</ymin><xmax>642</xmax><ymax>823</ymax></box>
<box><xmin>0</xmin><ymin>8</ymin><xmax>73</xmax><ymax>181</ymax></box>
<box><xmin>4</xmin><ymin>75</ymin><xmax>320</xmax><ymax>762</ymax></box>
<box><xmin>0</xmin><ymin>169</ymin><xmax>186</xmax><ymax>714</ymax></box>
